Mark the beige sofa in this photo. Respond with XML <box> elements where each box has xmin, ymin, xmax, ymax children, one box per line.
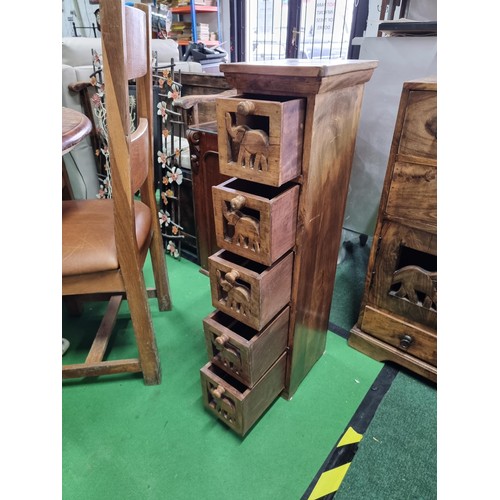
<box><xmin>62</xmin><ymin>37</ymin><xmax>203</xmax><ymax>199</ymax></box>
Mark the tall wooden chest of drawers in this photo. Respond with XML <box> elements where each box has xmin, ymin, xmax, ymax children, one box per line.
<box><xmin>199</xmin><ymin>59</ymin><xmax>378</xmax><ymax>436</ymax></box>
<box><xmin>348</xmin><ymin>79</ymin><xmax>437</xmax><ymax>383</ymax></box>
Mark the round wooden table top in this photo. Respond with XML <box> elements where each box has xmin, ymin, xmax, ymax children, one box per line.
<box><xmin>62</xmin><ymin>107</ymin><xmax>92</xmax><ymax>155</ymax></box>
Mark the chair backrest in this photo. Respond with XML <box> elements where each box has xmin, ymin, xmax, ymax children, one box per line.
<box><xmin>100</xmin><ymin>0</ymin><xmax>156</xmax><ymax>263</ymax></box>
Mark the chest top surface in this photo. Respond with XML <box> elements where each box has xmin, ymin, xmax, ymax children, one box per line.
<box><xmin>219</xmin><ymin>59</ymin><xmax>378</xmax><ymax>96</ymax></box>
<box><xmin>220</xmin><ymin>59</ymin><xmax>378</xmax><ymax>78</ymax></box>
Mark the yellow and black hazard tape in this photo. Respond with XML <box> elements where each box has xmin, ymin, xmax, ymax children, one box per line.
<box><xmin>301</xmin><ymin>363</ymin><xmax>399</xmax><ymax>500</ymax></box>
<box><xmin>307</xmin><ymin>426</ymin><xmax>363</xmax><ymax>499</ymax></box>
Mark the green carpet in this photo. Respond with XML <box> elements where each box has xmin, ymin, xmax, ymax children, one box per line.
<box><xmin>335</xmin><ymin>370</ymin><xmax>437</xmax><ymax>500</ymax></box>
<box><xmin>62</xmin><ymin>255</ymin><xmax>382</xmax><ymax>500</ymax></box>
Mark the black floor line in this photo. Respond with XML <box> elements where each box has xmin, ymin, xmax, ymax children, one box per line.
<box><xmin>301</xmin><ymin>327</ymin><xmax>400</xmax><ymax>500</ymax></box>
<box><xmin>328</xmin><ymin>321</ymin><xmax>350</xmax><ymax>340</ymax></box>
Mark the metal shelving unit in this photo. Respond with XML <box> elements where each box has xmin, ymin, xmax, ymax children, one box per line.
<box><xmin>171</xmin><ymin>1</ymin><xmax>221</xmax><ymax>47</ymax></box>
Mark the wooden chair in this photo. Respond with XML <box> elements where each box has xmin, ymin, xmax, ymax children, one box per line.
<box><xmin>62</xmin><ymin>0</ymin><xmax>171</xmax><ymax>385</ymax></box>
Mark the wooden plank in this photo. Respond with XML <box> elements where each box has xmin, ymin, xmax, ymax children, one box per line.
<box><xmin>398</xmin><ymin>90</ymin><xmax>437</xmax><ymax>159</ymax></box>
<box><xmin>86</xmin><ymin>295</ymin><xmax>123</xmax><ymax>363</ymax></box>
<box><xmin>62</xmin><ymin>359</ymin><xmax>142</xmax><ymax>379</ymax></box>
<box><xmin>385</xmin><ymin>161</ymin><xmax>437</xmax><ymax>227</ymax></box>
<box><xmin>220</xmin><ymin>59</ymin><xmax>378</xmax><ymax>80</ymax></box>
<box><xmin>286</xmin><ymin>84</ymin><xmax>367</xmax><ymax>398</ymax></box>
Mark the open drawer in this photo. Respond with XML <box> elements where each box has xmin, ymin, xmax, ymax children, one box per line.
<box><xmin>200</xmin><ymin>352</ymin><xmax>287</xmax><ymax>436</ymax></box>
<box><xmin>203</xmin><ymin>307</ymin><xmax>289</xmax><ymax>387</ymax></box>
<box><xmin>216</xmin><ymin>94</ymin><xmax>305</xmax><ymax>187</ymax></box>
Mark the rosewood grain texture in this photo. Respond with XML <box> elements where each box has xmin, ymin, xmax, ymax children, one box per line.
<box><xmin>398</xmin><ymin>90</ymin><xmax>437</xmax><ymax>160</ymax></box>
<box><xmin>385</xmin><ymin>161</ymin><xmax>437</xmax><ymax>229</ymax></box>
<box><xmin>220</xmin><ymin>60</ymin><xmax>378</xmax><ymax>97</ymax></box>
<box><xmin>286</xmin><ymin>84</ymin><xmax>367</xmax><ymax>397</ymax></box>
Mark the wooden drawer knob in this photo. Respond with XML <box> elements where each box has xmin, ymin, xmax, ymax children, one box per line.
<box><xmin>225</xmin><ymin>269</ymin><xmax>240</xmax><ymax>282</ymax></box>
<box><xmin>230</xmin><ymin>194</ymin><xmax>246</xmax><ymax>210</ymax></box>
<box><xmin>399</xmin><ymin>334</ymin><xmax>413</xmax><ymax>350</ymax></box>
<box><xmin>211</xmin><ymin>384</ymin><xmax>225</xmax><ymax>399</ymax></box>
<box><xmin>215</xmin><ymin>334</ymin><xmax>229</xmax><ymax>346</ymax></box>
<box><xmin>237</xmin><ymin>100</ymin><xmax>256</xmax><ymax>115</ymax></box>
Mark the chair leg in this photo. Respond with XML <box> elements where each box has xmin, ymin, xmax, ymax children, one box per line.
<box><xmin>149</xmin><ymin>222</ymin><xmax>173</xmax><ymax>311</ymax></box>
<box><xmin>126</xmin><ymin>273</ymin><xmax>162</xmax><ymax>385</ymax></box>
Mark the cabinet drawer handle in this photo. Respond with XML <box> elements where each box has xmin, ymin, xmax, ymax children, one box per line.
<box><xmin>215</xmin><ymin>334</ymin><xmax>229</xmax><ymax>346</ymax></box>
<box><xmin>211</xmin><ymin>384</ymin><xmax>225</xmax><ymax>399</ymax></box>
<box><xmin>399</xmin><ymin>334</ymin><xmax>413</xmax><ymax>350</ymax></box>
<box><xmin>237</xmin><ymin>100</ymin><xmax>256</xmax><ymax>115</ymax></box>
<box><xmin>230</xmin><ymin>195</ymin><xmax>246</xmax><ymax>210</ymax></box>
<box><xmin>225</xmin><ymin>269</ymin><xmax>240</xmax><ymax>282</ymax></box>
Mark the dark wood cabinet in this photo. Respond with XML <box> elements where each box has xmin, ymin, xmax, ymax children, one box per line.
<box><xmin>348</xmin><ymin>79</ymin><xmax>437</xmax><ymax>383</ymax></box>
<box><xmin>187</xmin><ymin>121</ymin><xmax>231</xmax><ymax>274</ymax></box>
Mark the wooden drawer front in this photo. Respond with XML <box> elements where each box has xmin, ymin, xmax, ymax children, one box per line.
<box><xmin>216</xmin><ymin>95</ymin><xmax>305</xmax><ymax>187</ymax></box>
<box><xmin>203</xmin><ymin>307</ymin><xmax>289</xmax><ymax>387</ymax></box>
<box><xmin>200</xmin><ymin>353</ymin><xmax>287</xmax><ymax>436</ymax></box>
<box><xmin>213</xmin><ymin>178</ymin><xmax>299</xmax><ymax>266</ymax></box>
<box><xmin>399</xmin><ymin>90</ymin><xmax>437</xmax><ymax>160</ymax></box>
<box><xmin>386</xmin><ymin>161</ymin><xmax>436</xmax><ymax>228</ymax></box>
<box><xmin>369</xmin><ymin>221</ymin><xmax>437</xmax><ymax>330</ymax></box>
<box><xmin>209</xmin><ymin>249</ymin><xmax>293</xmax><ymax>330</ymax></box>
<box><xmin>361</xmin><ymin>305</ymin><xmax>436</xmax><ymax>366</ymax></box>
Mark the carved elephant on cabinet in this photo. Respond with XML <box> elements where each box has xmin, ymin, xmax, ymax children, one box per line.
<box><xmin>225</xmin><ymin>112</ymin><xmax>269</xmax><ymax>171</ymax></box>
<box><xmin>222</xmin><ymin>195</ymin><xmax>261</xmax><ymax>253</ymax></box>
<box><xmin>217</xmin><ymin>269</ymin><xmax>251</xmax><ymax>317</ymax></box>
<box><xmin>209</xmin><ymin>384</ymin><xmax>236</xmax><ymax>421</ymax></box>
<box><xmin>214</xmin><ymin>334</ymin><xmax>242</xmax><ymax>373</ymax></box>
<box><xmin>391</xmin><ymin>265</ymin><xmax>437</xmax><ymax>310</ymax></box>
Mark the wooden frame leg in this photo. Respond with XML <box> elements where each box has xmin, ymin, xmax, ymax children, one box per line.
<box><xmin>127</xmin><ymin>274</ymin><xmax>162</xmax><ymax>385</ymax></box>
